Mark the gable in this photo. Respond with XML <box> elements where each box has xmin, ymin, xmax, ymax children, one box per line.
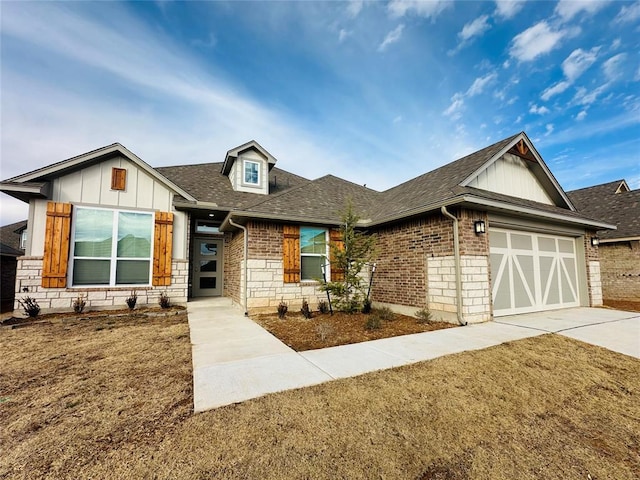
<box><xmin>466</xmin><ymin>152</ymin><xmax>555</xmax><ymax>205</ymax></box>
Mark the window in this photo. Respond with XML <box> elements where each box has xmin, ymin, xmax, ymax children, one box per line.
<box><xmin>300</xmin><ymin>227</ymin><xmax>328</xmax><ymax>281</ymax></box>
<box><xmin>243</xmin><ymin>160</ymin><xmax>260</xmax><ymax>185</ymax></box>
<box><xmin>20</xmin><ymin>230</ymin><xmax>27</xmax><ymax>250</ymax></box>
<box><xmin>195</xmin><ymin>221</ymin><xmax>221</xmax><ymax>235</ymax></box>
<box><xmin>71</xmin><ymin>207</ymin><xmax>153</xmax><ymax>286</ymax></box>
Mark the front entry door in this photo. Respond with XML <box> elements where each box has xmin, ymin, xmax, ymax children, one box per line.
<box><xmin>193</xmin><ymin>237</ymin><xmax>223</xmax><ymax>297</ymax></box>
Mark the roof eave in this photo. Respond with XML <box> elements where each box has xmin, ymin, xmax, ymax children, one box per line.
<box><xmin>0</xmin><ymin>181</ymin><xmax>51</xmax><ymax>202</ymax></box>
<box><xmin>599</xmin><ymin>236</ymin><xmax>640</xmax><ymax>244</ymax></box>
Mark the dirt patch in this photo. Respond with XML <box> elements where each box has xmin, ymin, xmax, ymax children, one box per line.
<box><xmin>252</xmin><ymin>309</ymin><xmax>456</xmax><ymax>351</ymax></box>
<box><xmin>2</xmin><ymin>314</ymin><xmax>639</xmax><ymax>479</ymax></box>
<box><xmin>603</xmin><ymin>299</ymin><xmax>640</xmax><ymax>313</ymax></box>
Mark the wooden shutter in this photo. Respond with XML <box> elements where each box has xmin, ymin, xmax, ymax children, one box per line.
<box><xmin>152</xmin><ymin>211</ymin><xmax>173</xmax><ymax>286</ymax></box>
<box><xmin>111</xmin><ymin>168</ymin><xmax>127</xmax><ymax>191</ymax></box>
<box><xmin>329</xmin><ymin>228</ymin><xmax>345</xmax><ymax>281</ymax></box>
<box><xmin>42</xmin><ymin>202</ymin><xmax>72</xmax><ymax>288</ymax></box>
<box><xmin>283</xmin><ymin>224</ymin><xmax>300</xmax><ymax>283</ymax></box>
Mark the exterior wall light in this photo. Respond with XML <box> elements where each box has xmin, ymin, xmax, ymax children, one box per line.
<box><xmin>474</xmin><ymin>220</ymin><xmax>486</xmax><ymax>235</ymax></box>
<box><xmin>591</xmin><ymin>237</ymin><xmax>599</xmax><ymax>247</ymax></box>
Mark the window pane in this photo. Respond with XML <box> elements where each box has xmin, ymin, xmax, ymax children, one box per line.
<box><xmin>200</xmin><ymin>260</ymin><xmax>217</xmax><ymax>272</ymax></box>
<box><xmin>74</xmin><ymin>209</ymin><xmax>113</xmax><ymax>257</ymax></box>
<box><xmin>196</xmin><ymin>222</ymin><xmax>220</xmax><ymax>234</ymax></box>
<box><xmin>200</xmin><ymin>243</ymin><xmax>217</xmax><ymax>256</ymax></box>
<box><xmin>73</xmin><ymin>259</ymin><xmax>110</xmax><ymax>285</ymax></box>
<box><xmin>244</xmin><ymin>161</ymin><xmax>259</xmax><ymax>184</ymax></box>
<box><xmin>301</xmin><ymin>227</ymin><xmax>326</xmax><ymax>254</ymax></box>
<box><xmin>301</xmin><ymin>256</ymin><xmax>324</xmax><ymax>281</ymax></box>
<box><xmin>200</xmin><ymin>277</ymin><xmax>217</xmax><ymax>289</ymax></box>
<box><xmin>117</xmin><ymin>212</ymin><xmax>152</xmax><ymax>258</ymax></box>
<box><xmin>116</xmin><ymin>260</ymin><xmax>150</xmax><ymax>284</ymax></box>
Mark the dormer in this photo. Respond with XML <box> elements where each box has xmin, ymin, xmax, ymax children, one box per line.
<box><xmin>222</xmin><ymin>141</ymin><xmax>277</xmax><ymax>195</ymax></box>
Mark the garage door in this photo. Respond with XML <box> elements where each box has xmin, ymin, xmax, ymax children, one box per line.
<box><xmin>490</xmin><ymin>228</ymin><xmax>580</xmax><ymax>316</ymax></box>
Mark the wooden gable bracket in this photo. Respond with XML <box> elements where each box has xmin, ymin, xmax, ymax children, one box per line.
<box><xmin>516</xmin><ymin>139</ymin><xmax>529</xmax><ymax>156</ymax></box>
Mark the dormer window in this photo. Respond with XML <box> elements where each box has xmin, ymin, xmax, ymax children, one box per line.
<box><xmin>244</xmin><ymin>160</ymin><xmax>260</xmax><ymax>186</ymax></box>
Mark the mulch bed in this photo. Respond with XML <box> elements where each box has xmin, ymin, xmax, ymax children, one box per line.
<box><xmin>252</xmin><ymin>310</ymin><xmax>456</xmax><ymax>351</ymax></box>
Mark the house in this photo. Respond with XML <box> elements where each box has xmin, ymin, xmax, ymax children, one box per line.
<box><xmin>567</xmin><ymin>180</ymin><xmax>640</xmax><ymax>304</ymax></box>
<box><xmin>0</xmin><ymin>132</ymin><xmax>614</xmax><ymax>323</ymax></box>
<box><xmin>0</xmin><ymin>220</ymin><xmax>27</xmax><ymax>312</ymax></box>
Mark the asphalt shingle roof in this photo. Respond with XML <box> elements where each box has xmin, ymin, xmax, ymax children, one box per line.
<box><xmin>567</xmin><ymin>181</ymin><xmax>640</xmax><ymax>239</ymax></box>
<box><xmin>0</xmin><ymin>220</ymin><xmax>26</xmax><ymax>254</ymax></box>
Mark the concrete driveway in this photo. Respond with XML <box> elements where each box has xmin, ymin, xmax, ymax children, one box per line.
<box><xmin>189</xmin><ymin>300</ymin><xmax>639</xmax><ymax>413</ymax></box>
<box><xmin>496</xmin><ymin>307</ymin><xmax>640</xmax><ymax>359</ymax></box>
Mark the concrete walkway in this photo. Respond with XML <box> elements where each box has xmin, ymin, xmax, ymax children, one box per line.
<box><xmin>188</xmin><ymin>299</ymin><xmax>638</xmax><ymax>412</ymax></box>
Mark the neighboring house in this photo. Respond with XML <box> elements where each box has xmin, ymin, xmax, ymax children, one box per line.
<box><xmin>0</xmin><ymin>132</ymin><xmax>613</xmax><ymax>323</ymax></box>
<box><xmin>0</xmin><ymin>220</ymin><xmax>27</xmax><ymax>312</ymax></box>
<box><xmin>567</xmin><ymin>180</ymin><xmax>640</xmax><ymax>304</ymax></box>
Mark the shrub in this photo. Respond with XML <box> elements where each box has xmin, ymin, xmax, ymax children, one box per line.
<box><xmin>317</xmin><ymin>300</ymin><xmax>329</xmax><ymax>314</ymax></box>
<box><xmin>365</xmin><ymin>315</ymin><xmax>382</xmax><ymax>330</ymax></box>
<box><xmin>362</xmin><ymin>297</ymin><xmax>372</xmax><ymax>314</ymax></box>
<box><xmin>159</xmin><ymin>292</ymin><xmax>171</xmax><ymax>309</ymax></box>
<box><xmin>415</xmin><ymin>308</ymin><xmax>433</xmax><ymax>324</ymax></box>
<box><xmin>376</xmin><ymin>306</ymin><xmax>396</xmax><ymax>321</ymax></box>
<box><xmin>315</xmin><ymin>322</ymin><xmax>334</xmax><ymax>342</ymax></box>
<box><xmin>277</xmin><ymin>299</ymin><xmax>288</xmax><ymax>319</ymax></box>
<box><xmin>125</xmin><ymin>291</ymin><xmax>138</xmax><ymax>310</ymax></box>
<box><xmin>19</xmin><ymin>296</ymin><xmax>40</xmax><ymax>318</ymax></box>
<box><xmin>300</xmin><ymin>299</ymin><xmax>312</xmax><ymax>319</ymax></box>
<box><xmin>72</xmin><ymin>294</ymin><xmax>87</xmax><ymax>314</ymax></box>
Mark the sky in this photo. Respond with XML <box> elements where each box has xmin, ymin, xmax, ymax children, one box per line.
<box><xmin>1</xmin><ymin>0</ymin><xmax>639</xmax><ymax>225</ymax></box>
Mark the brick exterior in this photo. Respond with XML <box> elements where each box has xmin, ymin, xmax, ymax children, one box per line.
<box><xmin>13</xmin><ymin>257</ymin><xmax>188</xmax><ymax>313</ymax></box>
<box><xmin>599</xmin><ymin>240</ymin><xmax>640</xmax><ymax>302</ymax></box>
<box><xmin>224</xmin><ymin>230</ymin><xmax>244</xmax><ymax>305</ymax></box>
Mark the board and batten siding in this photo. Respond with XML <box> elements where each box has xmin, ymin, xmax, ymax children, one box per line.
<box><xmin>467</xmin><ymin>153</ymin><xmax>554</xmax><ymax>205</ymax></box>
<box><xmin>27</xmin><ymin>156</ymin><xmax>187</xmax><ymax>260</ymax></box>
<box><xmin>228</xmin><ymin>150</ymin><xmax>269</xmax><ymax>195</ymax></box>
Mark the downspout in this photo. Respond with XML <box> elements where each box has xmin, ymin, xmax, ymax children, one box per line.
<box><xmin>440</xmin><ymin>206</ymin><xmax>467</xmax><ymax>326</ymax></box>
<box><xmin>228</xmin><ymin>218</ymin><xmax>249</xmax><ymax>316</ymax></box>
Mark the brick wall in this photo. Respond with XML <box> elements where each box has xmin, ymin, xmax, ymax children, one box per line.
<box><xmin>599</xmin><ymin>240</ymin><xmax>640</xmax><ymax>302</ymax></box>
<box><xmin>224</xmin><ymin>230</ymin><xmax>244</xmax><ymax>305</ymax></box>
<box><xmin>247</xmin><ymin>221</ymin><xmax>283</xmax><ymax>259</ymax></box>
<box><xmin>13</xmin><ymin>257</ymin><xmax>188</xmax><ymax>313</ymax></box>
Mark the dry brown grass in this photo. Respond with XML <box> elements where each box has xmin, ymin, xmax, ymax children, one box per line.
<box><xmin>253</xmin><ymin>309</ymin><xmax>456</xmax><ymax>351</ymax></box>
<box><xmin>2</xmin><ymin>313</ymin><xmax>639</xmax><ymax>479</ymax></box>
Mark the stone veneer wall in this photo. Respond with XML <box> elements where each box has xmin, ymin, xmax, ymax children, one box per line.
<box><xmin>244</xmin><ymin>221</ymin><xmax>326</xmax><ymax>312</ymax></box>
<box><xmin>13</xmin><ymin>257</ymin><xmax>188</xmax><ymax>313</ymax></box>
<box><xmin>373</xmin><ymin>208</ymin><xmax>491</xmax><ymax>324</ymax></box>
<box><xmin>599</xmin><ymin>240</ymin><xmax>640</xmax><ymax>302</ymax></box>
<box><xmin>583</xmin><ymin>231</ymin><xmax>603</xmax><ymax>307</ymax></box>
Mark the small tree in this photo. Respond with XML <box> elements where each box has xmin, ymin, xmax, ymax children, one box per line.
<box><xmin>320</xmin><ymin>201</ymin><xmax>377</xmax><ymax>313</ymax></box>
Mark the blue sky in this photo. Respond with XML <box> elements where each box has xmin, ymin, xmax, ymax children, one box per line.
<box><xmin>1</xmin><ymin>0</ymin><xmax>639</xmax><ymax>225</ymax></box>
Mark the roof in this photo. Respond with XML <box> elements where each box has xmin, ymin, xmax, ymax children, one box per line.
<box><xmin>156</xmin><ymin>163</ymin><xmax>309</xmax><ymax>210</ymax></box>
<box><xmin>0</xmin><ymin>220</ymin><xmax>27</xmax><ymax>255</ymax></box>
<box><xmin>567</xmin><ymin>180</ymin><xmax>640</xmax><ymax>241</ymax></box>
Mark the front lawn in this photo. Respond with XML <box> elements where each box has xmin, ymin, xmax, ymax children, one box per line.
<box><xmin>1</xmin><ymin>313</ymin><xmax>639</xmax><ymax>479</ymax></box>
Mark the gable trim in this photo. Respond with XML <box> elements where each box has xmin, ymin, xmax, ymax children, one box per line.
<box><xmin>459</xmin><ymin>132</ymin><xmax>575</xmax><ymax>211</ymax></box>
<box><xmin>3</xmin><ymin>144</ymin><xmax>196</xmax><ymax>202</ymax></box>
<box><xmin>221</xmin><ymin>140</ymin><xmax>277</xmax><ymax>176</ymax></box>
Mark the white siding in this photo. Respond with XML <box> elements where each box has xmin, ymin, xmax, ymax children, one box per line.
<box><xmin>468</xmin><ymin>153</ymin><xmax>554</xmax><ymax>205</ymax></box>
<box><xmin>34</xmin><ymin>156</ymin><xmax>188</xmax><ymax>260</ymax></box>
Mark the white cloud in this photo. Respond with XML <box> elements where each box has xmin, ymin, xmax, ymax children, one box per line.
<box><xmin>467</xmin><ymin>72</ymin><xmax>497</xmax><ymax>97</ymax></box>
<box><xmin>576</xmin><ymin>110</ymin><xmax>588</xmax><ymax>120</ymax></box>
<box><xmin>603</xmin><ymin>53</ymin><xmax>627</xmax><ymax>81</ymax></box>
<box><xmin>459</xmin><ymin>15</ymin><xmax>491</xmax><ymax>41</ymax></box>
<box><xmin>529</xmin><ymin>104</ymin><xmax>550</xmax><ymax>115</ymax></box>
<box><xmin>346</xmin><ymin>0</ymin><xmax>364</xmax><ymax>17</ymax></box>
<box><xmin>191</xmin><ymin>32</ymin><xmax>217</xmax><ymax>49</ymax></box>
<box><xmin>494</xmin><ymin>0</ymin><xmax>525</xmax><ymax>19</ymax></box>
<box><xmin>387</xmin><ymin>0</ymin><xmax>452</xmax><ymax>19</ymax></box>
<box><xmin>555</xmin><ymin>0</ymin><xmax>610</xmax><ymax>21</ymax></box>
<box><xmin>509</xmin><ymin>21</ymin><xmax>566</xmax><ymax>62</ymax></box>
<box><xmin>393</xmin><ymin>115</ymin><xmax>402</xmax><ymax>123</ymax></box>
<box><xmin>544</xmin><ymin>123</ymin><xmax>554</xmax><ymax>136</ymax></box>
<box><xmin>611</xmin><ymin>38</ymin><xmax>622</xmax><ymax>50</ymax></box>
<box><xmin>614</xmin><ymin>0</ymin><xmax>640</xmax><ymax>23</ymax></box>
<box><xmin>338</xmin><ymin>28</ymin><xmax>350</xmax><ymax>43</ymax></box>
<box><xmin>378</xmin><ymin>24</ymin><xmax>405</xmax><ymax>51</ymax></box>
<box><xmin>541</xmin><ymin>81</ymin><xmax>570</xmax><ymax>101</ymax></box>
<box><xmin>443</xmin><ymin>92</ymin><xmax>464</xmax><ymax>120</ymax></box>
<box><xmin>562</xmin><ymin>47</ymin><xmax>600</xmax><ymax>80</ymax></box>
<box><xmin>573</xmin><ymin>85</ymin><xmax>608</xmax><ymax>106</ymax></box>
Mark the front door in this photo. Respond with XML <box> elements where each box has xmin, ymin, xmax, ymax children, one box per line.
<box><xmin>193</xmin><ymin>237</ymin><xmax>223</xmax><ymax>297</ymax></box>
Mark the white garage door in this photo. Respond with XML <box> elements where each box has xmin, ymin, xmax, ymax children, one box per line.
<box><xmin>490</xmin><ymin>228</ymin><xmax>580</xmax><ymax>316</ymax></box>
